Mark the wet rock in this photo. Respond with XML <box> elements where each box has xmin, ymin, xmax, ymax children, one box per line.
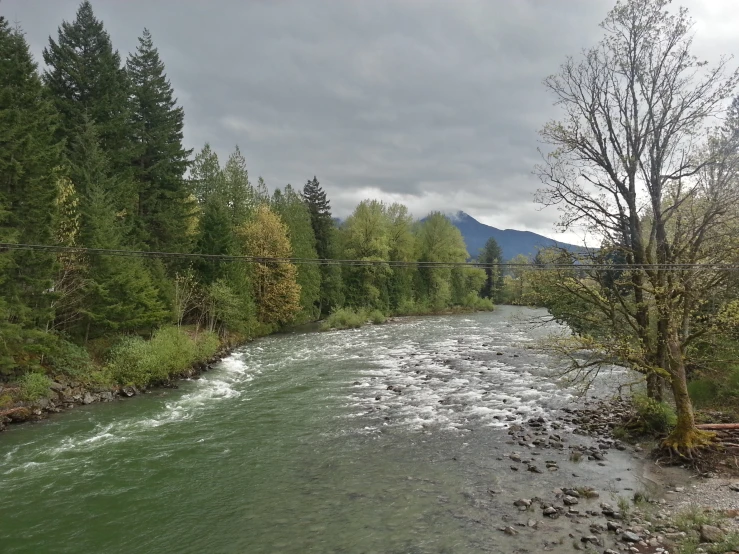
<box><xmin>527</xmin><ymin>465</ymin><xmax>542</xmax><ymax>474</ymax></box>
<box><xmin>729</xmin><ymin>483</ymin><xmax>739</xmax><ymax>492</ymax></box>
<box><xmin>500</xmin><ymin>526</ymin><xmax>518</xmax><ymax>536</ymax></box>
<box><xmin>82</xmin><ymin>392</ymin><xmax>95</xmax><ymax>405</ymax></box>
<box><xmin>563</xmin><ymin>495</ymin><xmax>579</xmax><ymax>506</ymax></box>
<box><xmin>621</xmin><ymin>531</ymin><xmax>641</xmax><ymax>543</ymax></box>
<box><xmin>603</xmin><ymin>550</ymin><xmax>619</xmax><ymax>554</ymax></box>
<box><xmin>580</xmin><ymin>535</ymin><xmax>602</xmax><ymax>546</ymax></box>
<box><xmin>562</xmin><ymin>488</ymin><xmax>580</xmax><ymax>498</ymax></box>
<box><xmin>513</xmin><ymin>499</ymin><xmax>532</xmax><ymax>509</ymax></box>
<box><xmin>606</xmin><ymin>521</ymin><xmax>620</xmax><ymax>532</ymax></box>
<box><xmin>699</xmin><ymin>524</ymin><xmax>724</xmax><ymax>543</ymax></box>
<box><xmin>121</xmin><ymin>386</ymin><xmax>137</xmax><ymax>398</ymax></box>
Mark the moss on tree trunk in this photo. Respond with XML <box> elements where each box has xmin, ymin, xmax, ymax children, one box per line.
<box><xmin>662</xmin><ymin>335</ymin><xmax>713</xmax><ymax>456</ymax></box>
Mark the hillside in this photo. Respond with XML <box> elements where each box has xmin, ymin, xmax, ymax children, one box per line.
<box><xmin>444</xmin><ymin>211</ymin><xmax>582</xmax><ymax>261</ymax></box>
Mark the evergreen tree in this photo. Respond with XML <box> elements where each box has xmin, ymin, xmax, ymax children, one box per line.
<box><xmin>302</xmin><ymin>176</ymin><xmax>332</xmax><ymax>260</ymax></box>
<box><xmin>272</xmin><ymin>184</ymin><xmax>321</xmax><ymax>321</ymax></box>
<box><xmin>127</xmin><ymin>28</ymin><xmax>193</xmax><ymax>252</ymax></box>
<box><xmin>223</xmin><ymin>146</ymin><xmax>256</xmax><ymax>225</ymax></box>
<box><xmin>70</xmin><ymin>121</ymin><xmax>168</xmax><ymax>339</ymax></box>
<box><xmin>190</xmin><ymin>143</ymin><xmax>225</xmax><ymax>204</ymax></box>
<box><xmin>479</xmin><ymin>237</ymin><xmax>504</xmax><ymax>302</ymax></box>
<box><xmin>0</xmin><ymin>17</ymin><xmax>63</xmax><ymax>328</ymax></box>
<box><xmin>194</xmin><ymin>199</ymin><xmax>233</xmax><ymax>284</ymax></box>
<box><xmin>43</xmin><ymin>1</ymin><xmax>137</xmax><ymax>210</ymax></box>
<box><xmin>302</xmin><ymin>176</ymin><xmax>342</xmax><ymax>314</ymax></box>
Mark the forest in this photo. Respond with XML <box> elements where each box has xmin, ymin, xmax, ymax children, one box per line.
<box><xmin>0</xmin><ymin>3</ymin><xmax>497</xmax><ymax>398</ymax></box>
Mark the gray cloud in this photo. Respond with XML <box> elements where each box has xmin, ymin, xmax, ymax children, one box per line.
<box><xmin>3</xmin><ymin>0</ymin><xmax>738</xmax><ymax>244</ymax></box>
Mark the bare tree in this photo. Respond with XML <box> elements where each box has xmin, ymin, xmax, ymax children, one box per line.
<box><xmin>535</xmin><ymin>0</ymin><xmax>739</xmax><ymax>455</ymax></box>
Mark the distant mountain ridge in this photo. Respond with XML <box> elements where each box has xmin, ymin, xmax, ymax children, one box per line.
<box><xmin>441</xmin><ymin>211</ymin><xmax>582</xmax><ymax>261</ymax></box>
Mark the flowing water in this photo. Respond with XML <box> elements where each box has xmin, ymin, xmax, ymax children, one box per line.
<box><xmin>1</xmin><ymin>307</ymin><xmax>661</xmax><ymax>553</ymax></box>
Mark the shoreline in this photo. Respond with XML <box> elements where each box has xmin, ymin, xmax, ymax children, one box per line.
<box><xmin>0</xmin><ymin>307</ymin><xmax>493</xmax><ymax>436</ymax></box>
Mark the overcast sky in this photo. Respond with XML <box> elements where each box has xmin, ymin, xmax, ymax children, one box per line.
<box><xmin>3</xmin><ymin>0</ymin><xmax>739</xmax><ymax>244</ymax></box>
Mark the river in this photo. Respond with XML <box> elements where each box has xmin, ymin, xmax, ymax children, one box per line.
<box><xmin>0</xmin><ymin>307</ymin><xmax>661</xmax><ymax>553</ymax></box>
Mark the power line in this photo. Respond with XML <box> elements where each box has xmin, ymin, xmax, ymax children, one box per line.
<box><xmin>2</xmin><ymin>242</ymin><xmax>739</xmax><ymax>272</ymax></box>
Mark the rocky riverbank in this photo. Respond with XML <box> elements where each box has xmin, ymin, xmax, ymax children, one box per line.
<box><xmin>493</xmin><ymin>396</ymin><xmax>739</xmax><ymax>553</ymax></box>
<box><xmin>0</xmin><ymin>346</ymin><xmax>233</xmax><ymax>434</ymax></box>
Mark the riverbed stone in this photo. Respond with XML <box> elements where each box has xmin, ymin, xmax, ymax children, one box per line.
<box><xmin>699</xmin><ymin>524</ymin><xmax>725</xmax><ymax>543</ymax></box>
<box><xmin>621</xmin><ymin>531</ymin><xmax>641</xmax><ymax>543</ymax></box>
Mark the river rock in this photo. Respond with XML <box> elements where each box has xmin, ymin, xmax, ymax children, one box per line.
<box><xmin>729</xmin><ymin>483</ymin><xmax>739</xmax><ymax>492</ymax></box>
<box><xmin>621</xmin><ymin>531</ymin><xmax>641</xmax><ymax>543</ymax></box>
<box><xmin>121</xmin><ymin>386</ymin><xmax>137</xmax><ymax>397</ymax></box>
<box><xmin>699</xmin><ymin>524</ymin><xmax>725</xmax><ymax>543</ymax></box>
<box><xmin>82</xmin><ymin>393</ymin><xmax>95</xmax><ymax>405</ymax></box>
<box><xmin>513</xmin><ymin>499</ymin><xmax>532</xmax><ymax>508</ymax></box>
<box><xmin>501</xmin><ymin>526</ymin><xmax>518</xmax><ymax>536</ymax></box>
<box><xmin>563</xmin><ymin>495</ymin><xmax>579</xmax><ymax>506</ymax></box>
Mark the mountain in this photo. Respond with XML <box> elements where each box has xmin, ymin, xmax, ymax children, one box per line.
<box><xmin>443</xmin><ymin>211</ymin><xmax>582</xmax><ymax>261</ymax></box>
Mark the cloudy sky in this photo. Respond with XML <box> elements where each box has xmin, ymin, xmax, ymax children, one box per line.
<box><xmin>3</xmin><ymin>0</ymin><xmax>738</xmax><ymax>244</ymax></box>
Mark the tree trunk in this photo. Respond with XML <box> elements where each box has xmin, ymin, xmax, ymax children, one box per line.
<box><xmin>647</xmin><ymin>374</ymin><xmax>663</xmax><ymax>402</ymax></box>
<box><xmin>663</xmin><ymin>333</ymin><xmax>713</xmax><ymax>454</ymax></box>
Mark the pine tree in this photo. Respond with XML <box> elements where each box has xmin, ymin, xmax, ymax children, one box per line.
<box><xmin>190</xmin><ymin>143</ymin><xmax>225</xmax><ymax>204</ymax></box>
<box><xmin>223</xmin><ymin>146</ymin><xmax>256</xmax><ymax>225</ymax></box>
<box><xmin>302</xmin><ymin>176</ymin><xmax>333</xmax><ymax>259</ymax></box>
<box><xmin>194</xmin><ymin>199</ymin><xmax>234</xmax><ymax>284</ymax></box>
<box><xmin>43</xmin><ymin>1</ymin><xmax>137</xmax><ymax>211</ymax></box>
<box><xmin>479</xmin><ymin>237</ymin><xmax>504</xmax><ymax>301</ymax></box>
<box><xmin>0</xmin><ymin>17</ymin><xmax>63</xmax><ymax>328</ymax></box>
<box><xmin>127</xmin><ymin>28</ymin><xmax>193</xmax><ymax>252</ymax></box>
<box><xmin>70</xmin><ymin>120</ymin><xmax>168</xmax><ymax>339</ymax></box>
<box><xmin>302</xmin><ymin>176</ymin><xmax>342</xmax><ymax>314</ymax></box>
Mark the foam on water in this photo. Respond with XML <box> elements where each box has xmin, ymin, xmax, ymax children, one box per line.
<box><xmin>2</xmin><ymin>352</ymin><xmax>259</xmax><ymax>472</ymax></box>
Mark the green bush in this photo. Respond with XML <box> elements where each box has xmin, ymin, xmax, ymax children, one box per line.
<box><xmin>107</xmin><ymin>326</ymin><xmax>220</xmax><ymax>387</ymax></box>
<box><xmin>368</xmin><ymin>309</ymin><xmax>387</xmax><ymax>324</ymax></box>
<box><xmin>687</xmin><ymin>379</ymin><xmax>719</xmax><ymax>407</ymax></box>
<box><xmin>46</xmin><ymin>338</ymin><xmax>97</xmax><ymax>380</ymax></box>
<box><xmin>460</xmin><ymin>293</ymin><xmax>495</xmax><ymax>311</ymax></box>
<box><xmin>320</xmin><ymin>308</ymin><xmax>367</xmax><ymax>331</ymax></box>
<box><xmin>18</xmin><ymin>372</ymin><xmax>53</xmax><ymax>402</ymax></box>
<box><xmin>633</xmin><ymin>393</ymin><xmax>677</xmax><ymax>435</ymax></box>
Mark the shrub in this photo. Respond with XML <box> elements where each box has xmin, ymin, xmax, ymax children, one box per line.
<box><xmin>18</xmin><ymin>372</ymin><xmax>53</xmax><ymax>402</ymax></box>
<box><xmin>633</xmin><ymin>393</ymin><xmax>677</xmax><ymax>435</ymax></box>
<box><xmin>368</xmin><ymin>309</ymin><xmax>387</xmax><ymax>324</ymax></box>
<box><xmin>107</xmin><ymin>326</ymin><xmax>220</xmax><ymax>387</ymax></box>
<box><xmin>320</xmin><ymin>308</ymin><xmax>367</xmax><ymax>331</ymax></box>
<box><xmin>687</xmin><ymin>379</ymin><xmax>719</xmax><ymax>407</ymax></box>
<box><xmin>46</xmin><ymin>339</ymin><xmax>97</xmax><ymax>380</ymax></box>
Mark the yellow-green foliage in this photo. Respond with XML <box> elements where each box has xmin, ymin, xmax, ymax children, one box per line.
<box><xmin>321</xmin><ymin>308</ymin><xmax>368</xmax><ymax>331</ymax></box>
<box><xmin>633</xmin><ymin>393</ymin><xmax>677</xmax><ymax>434</ymax></box>
<box><xmin>107</xmin><ymin>326</ymin><xmax>220</xmax><ymax>387</ymax></box>
<box><xmin>368</xmin><ymin>309</ymin><xmax>386</xmax><ymax>324</ymax></box>
<box><xmin>18</xmin><ymin>373</ymin><xmax>53</xmax><ymax>401</ymax></box>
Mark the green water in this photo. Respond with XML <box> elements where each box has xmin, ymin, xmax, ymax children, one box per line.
<box><xmin>1</xmin><ymin>307</ymin><xmax>649</xmax><ymax>553</ymax></box>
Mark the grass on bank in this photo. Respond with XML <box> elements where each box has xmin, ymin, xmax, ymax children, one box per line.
<box><xmin>1</xmin><ymin>326</ymin><xmax>222</xmax><ymax>408</ymax></box>
<box><xmin>106</xmin><ymin>326</ymin><xmax>220</xmax><ymax>388</ymax></box>
<box><xmin>320</xmin><ymin>299</ymin><xmax>495</xmax><ymax>331</ymax></box>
